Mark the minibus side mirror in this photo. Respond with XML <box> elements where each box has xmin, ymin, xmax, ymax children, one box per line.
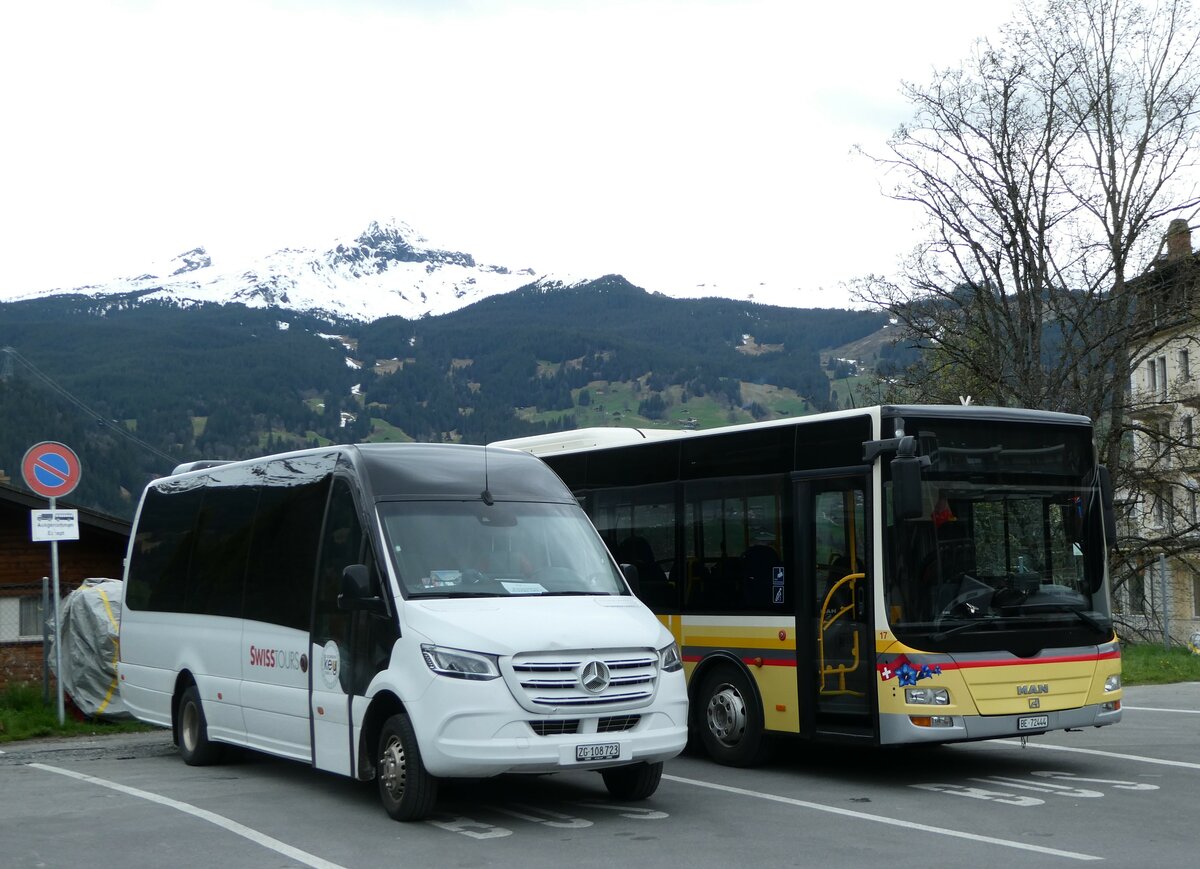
<box><xmin>891</xmin><ymin>454</ymin><xmax>925</xmax><ymax>520</ymax></box>
<box><xmin>620</xmin><ymin>562</ymin><xmax>641</xmax><ymax>595</ymax></box>
<box><xmin>339</xmin><ymin>564</ymin><xmax>386</xmax><ymax>614</ymax></box>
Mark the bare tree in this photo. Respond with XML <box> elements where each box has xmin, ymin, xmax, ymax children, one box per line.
<box><xmin>853</xmin><ymin>0</ymin><xmax>1200</xmax><ymax>635</ymax></box>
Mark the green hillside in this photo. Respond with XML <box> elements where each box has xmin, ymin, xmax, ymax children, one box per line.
<box><xmin>0</xmin><ymin>277</ymin><xmax>886</xmax><ymax>518</ymax></box>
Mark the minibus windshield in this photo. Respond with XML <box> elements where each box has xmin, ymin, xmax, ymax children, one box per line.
<box><xmin>379</xmin><ymin>500</ymin><xmax>630</xmax><ymax>598</ymax></box>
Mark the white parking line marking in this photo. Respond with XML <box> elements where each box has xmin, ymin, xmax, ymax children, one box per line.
<box><xmin>664</xmin><ymin>774</ymin><xmax>1101</xmax><ymax>861</ymax></box>
<box><xmin>1123</xmin><ymin>705</ymin><xmax>1200</xmax><ymax>714</ymax></box>
<box><xmin>29</xmin><ymin>763</ymin><xmax>349</xmax><ymax>869</ymax></box>
<box><xmin>997</xmin><ymin>741</ymin><xmax>1200</xmax><ymax>769</ymax></box>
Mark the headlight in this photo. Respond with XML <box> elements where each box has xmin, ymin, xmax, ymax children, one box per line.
<box><xmin>1104</xmin><ymin>674</ymin><xmax>1121</xmax><ymax>692</ymax></box>
<box><xmin>905</xmin><ymin>687</ymin><xmax>950</xmax><ymax>705</ymax></box>
<box><xmin>421</xmin><ymin>644</ymin><xmax>500</xmax><ymax>680</ymax></box>
<box><xmin>658</xmin><ymin>642</ymin><xmax>683</xmax><ymax>673</ymax></box>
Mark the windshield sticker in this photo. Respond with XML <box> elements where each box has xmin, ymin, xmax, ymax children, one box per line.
<box><xmin>499</xmin><ymin>582</ymin><xmax>548</xmax><ymax>594</ymax></box>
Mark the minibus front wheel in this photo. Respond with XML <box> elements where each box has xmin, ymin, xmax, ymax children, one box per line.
<box><xmin>601</xmin><ymin>761</ymin><xmax>663</xmax><ymax>800</ymax></box>
<box><xmin>377</xmin><ymin>712</ymin><xmax>439</xmax><ymax>821</ymax></box>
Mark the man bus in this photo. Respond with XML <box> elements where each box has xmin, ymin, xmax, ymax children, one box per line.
<box><xmin>493</xmin><ymin>405</ymin><xmax>1122</xmax><ymax>765</ymax></box>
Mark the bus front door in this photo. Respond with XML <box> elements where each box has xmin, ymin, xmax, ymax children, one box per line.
<box><xmin>797</xmin><ymin>474</ymin><xmax>875</xmax><ymax>740</ymax></box>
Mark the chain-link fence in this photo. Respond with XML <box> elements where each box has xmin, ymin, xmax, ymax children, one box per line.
<box><xmin>0</xmin><ymin>579</ymin><xmax>77</xmax><ymax>695</ymax></box>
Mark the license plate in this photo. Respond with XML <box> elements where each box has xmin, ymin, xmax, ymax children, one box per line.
<box><xmin>575</xmin><ymin>742</ymin><xmax>620</xmax><ymax>761</ymax></box>
<box><xmin>1018</xmin><ymin>715</ymin><xmax>1049</xmax><ymax>731</ymax></box>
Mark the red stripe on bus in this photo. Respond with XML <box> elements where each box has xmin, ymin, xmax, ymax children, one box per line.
<box><xmin>879</xmin><ymin>649</ymin><xmax>1121</xmax><ymax>672</ymax></box>
<box><xmin>682</xmin><ymin>655</ymin><xmax>797</xmax><ymax>668</ymax></box>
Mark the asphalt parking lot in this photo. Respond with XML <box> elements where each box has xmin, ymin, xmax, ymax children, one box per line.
<box><xmin>3</xmin><ymin>682</ymin><xmax>1198</xmax><ymax>869</ymax></box>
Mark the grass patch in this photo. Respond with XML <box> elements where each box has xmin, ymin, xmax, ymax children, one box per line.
<box><xmin>1120</xmin><ymin>642</ymin><xmax>1200</xmax><ymax>685</ymax></box>
<box><xmin>0</xmin><ymin>683</ymin><xmax>155</xmax><ymax>744</ymax></box>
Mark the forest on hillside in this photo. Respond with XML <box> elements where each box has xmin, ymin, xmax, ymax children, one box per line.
<box><xmin>0</xmin><ymin>279</ymin><xmax>888</xmax><ymax>518</ymax></box>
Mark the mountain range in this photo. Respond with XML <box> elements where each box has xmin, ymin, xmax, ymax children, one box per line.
<box><xmin>2</xmin><ymin>218</ymin><xmax>803</xmax><ymax>322</ymax></box>
<box><xmin>0</xmin><ymin>219</ymin><xmax>894</xmax><ymax>520</ymax></box>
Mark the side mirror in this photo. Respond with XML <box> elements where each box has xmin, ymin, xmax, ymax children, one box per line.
<box><xmin>620</xmin><ymin>563</ymin><xmax>641</xmax><ymax>595</ymax></box>
<box><xmin>1097</xmin><ymin>465</ymin><xmax>1117</xmax><ymax>549</ymax></box>
<box><xmin>338</xmin><ymin>564</ymin><xmax>386</xmax><ymax>614</ymax></box>
<box><xmin>891</xmin><ymin>454</ymin><xmax>925</xmax><ymax>520</ymax></box>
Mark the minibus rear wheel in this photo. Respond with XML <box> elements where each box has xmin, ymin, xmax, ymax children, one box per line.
<box><xmin>178</xmin><ymin>685</ymin><xmax>223</xmax><ymax>766</ymax></box>
<box><xmin>601</xmin><ymin>761</ymin><xmax>663</xmax><ymax>800</ymax></box>
<box><xmin>377</xmin><ymin>713</ymin><xmax>438</xmax><ymax>821</ymax></box>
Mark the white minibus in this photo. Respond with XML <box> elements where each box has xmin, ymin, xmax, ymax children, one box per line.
<box><xmin>118</xmin><ymin>443</ymin><xmax>688</xmax><ymax>820</ymax></box>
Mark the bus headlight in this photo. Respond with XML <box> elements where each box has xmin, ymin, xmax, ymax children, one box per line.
<box><xmin>421</xmin><ymin>644</ymin><xmax>501</xmax><ymax>681</ymax></box>
<box><xmin>1104</xmin><ymin>674</ymin><xmax>1121</xmax><ymax>692</ymax></box>
<box><xmin>659</xmin><ymin>642</ymin><xmax>683</xmax><ymax>673</ymax></box>
<box><xmin>905</xmin><ymin>687</ymin><xmax>950</xmax><ymax>705</ymax></box>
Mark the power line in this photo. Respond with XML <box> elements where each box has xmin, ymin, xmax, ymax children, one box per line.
<box><xmin>1</xmin><ymin>346</ymin><xmax>180</xmax><ymax>468</ymax></box>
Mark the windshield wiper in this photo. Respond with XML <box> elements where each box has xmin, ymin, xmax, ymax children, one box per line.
<box><xmin>931</xmin><ymin>615</ymin><xmax>1003</xmax><ymax>643</ymax></box>
<box><xmin>406</xmin><ymin>591</ymin><xmax>502</xmax><ymax>599</ymax></box>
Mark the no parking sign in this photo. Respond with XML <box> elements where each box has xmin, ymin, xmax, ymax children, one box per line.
<box><xmin>21</xmin><ymin>441</ymin><xmax>82</xmax><ymax>499</ymax></box>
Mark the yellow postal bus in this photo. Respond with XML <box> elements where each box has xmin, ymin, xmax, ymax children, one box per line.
<box><xmin>493</xmin><ymin>405</ymin><xmax>1122</xmax><ymax>764</ymax></box>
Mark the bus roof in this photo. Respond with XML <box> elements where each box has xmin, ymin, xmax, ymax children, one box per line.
<box><xmin>489</xmin><ymin>404</ymin><xmax>1094</xmax><ymax>457</ymax></box>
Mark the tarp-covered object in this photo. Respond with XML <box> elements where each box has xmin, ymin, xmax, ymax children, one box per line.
<box><xmin>49</xmin><ymin>578</ymin><xmax>131</xmax><ymax>719</ymax></box>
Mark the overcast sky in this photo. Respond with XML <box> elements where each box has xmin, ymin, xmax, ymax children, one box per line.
<box><xmin>1</xmin><ymin>0</ymin><xmax>1019</xmax><ymax>308</ymax></box>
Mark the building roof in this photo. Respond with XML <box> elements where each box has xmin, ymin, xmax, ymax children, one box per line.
<box><xmin>0</xmin><ymin>481</ymin><xmax>131</xmax><ymax>536</ymax></box>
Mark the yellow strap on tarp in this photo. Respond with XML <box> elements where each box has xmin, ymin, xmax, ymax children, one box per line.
<box><xmin>91</xmin><ymin>586</ymin><xmax>120</xmax><ymax>716</ymax></box>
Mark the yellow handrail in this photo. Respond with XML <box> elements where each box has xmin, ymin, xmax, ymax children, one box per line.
<box><xmin>818</xmin><ymin>571</ymin><xmax>866</xmax><ymax>697</ymax></box>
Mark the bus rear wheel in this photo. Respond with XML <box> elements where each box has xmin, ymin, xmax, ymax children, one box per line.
<box><xmin>601</xmin><ymin>761</ymin><xmax>663</xmax><ymax>801</ymax></box>
<box><xmin>377</xmin><ymin>713</ymin><xmax>438</xmax><ymax>821</ymax></box>
<box><xmin>178</xmin><ymin>685</ymin><xmax>223</xmax><ymax>766</ymax></box>
<box><xmin>696</xmin><ymin>666</ymin><xmax>769</xmax><ymax>767</ymax></box>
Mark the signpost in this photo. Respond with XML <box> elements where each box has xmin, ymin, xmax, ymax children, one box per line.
<box><xmin>21</xmin><ymin>441</ymin><xmax>82</xmax><ymax>725</ymax></box>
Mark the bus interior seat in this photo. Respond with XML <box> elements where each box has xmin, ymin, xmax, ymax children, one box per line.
<box><xmin>740</xmin><ymin>544</ymin><xmax>783</xmax><ymax>607</ymax></box>
<box><xmin>615</xmin><ymin>535</ymin><xmax>672</xmax><ymax>606</ymax></box>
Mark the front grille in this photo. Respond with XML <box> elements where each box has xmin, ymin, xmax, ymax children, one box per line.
<box><xmin>598</xmin><ymin>714</ymin><xmax>641</xmax><ymax>733</ymax></box>
<box><xmin>508</xmin><ymin>650</ymin><xmax>659</xmax><ymax>713</ymax></box>
<box><xmin>529</xmin><ymin>719</ymin><xmax>580</xmax><ymax>736</ymax></box>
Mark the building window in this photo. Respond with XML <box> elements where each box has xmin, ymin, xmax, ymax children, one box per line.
<box><xmin>1190</xmin><ymin>488</ymin><xmax>1198</xmax><ymax>524</ymax></box>
<box><xmin>1159</xmin><ymin>356</ymin><xmax>1169</xmax><ymax>400</ymax></box>
<box><xmin>1128</xmin><ymin>570</ymin><xmax>1146</xmax><ymax>614</ymax></box>
<box><xmin>1184</xmin><ymin>416</ymin><xmax>1195</xmax><ymax>447</ymax></box>
<box><xmin>1147</xmin><ymin>359</ymin><xmax>1158</xmax><ymax>395</ymax></box>
<box><xmin>19</xmin><ymin>596</ymin><xmax>44</xmax><ymax>638</ymax></box>
<box><xmin>1193</xmin><ymin>570</ymin><xmax>1200</xmax><ymax>618</ymax></box>
<box><xmin>1180</xmin><ymin>348</ymin><xmax>1191</xmax><ymax>381</ymax></box>
<box><xmin>1153</xmin><ymin>493</ymin><xmax>1165</xmax><ymax>526</ymax></box>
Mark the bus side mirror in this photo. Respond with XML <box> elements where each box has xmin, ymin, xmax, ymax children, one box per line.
<box><xmin>891</xmin><ymin>454</ymin><xmax>925</xmax><ymax>520</ymax></box>
<box><xmin>339</xmin><ymin>564</ymin><xmax>386</xmax><ymax>614</ymax></box>
<box><xmin>1097</xmin><ymin>465</ymin><xmax>1117</xmax><ymax>549</ymax></box>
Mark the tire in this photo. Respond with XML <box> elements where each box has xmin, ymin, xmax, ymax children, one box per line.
<box><xmin>695</xmin><ymin>665</ymin><xmax>770</xmax><ymax>767</ymax></box>
<box><xmin>178</xmin><ymin>685</ymin><xmax>223</xmax><ymax>766</ymax></box>
<box><xmin>377</xmin><ymin>713</ymin><xmax>439</xmax><ymax>821</ymax></box>
<box><xmin>601</xmin><ymin>761</ymin><xmax>663</xmax><ymax>801</ymax></box>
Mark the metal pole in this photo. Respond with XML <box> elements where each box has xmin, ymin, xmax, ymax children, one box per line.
<box><xmin>1159</xmin><ymin>552</ymin><xmax>1171</xmax><ymax>651</ymax></box>
<box><xmin>41</xmin><ymin>576</ymin><xmax>49</xmax><ymax>705</ymax></box>
<box><xmin>49</xmin><ymin>495</ymin><xmax>64</xmax><ymax>725</ymax></box>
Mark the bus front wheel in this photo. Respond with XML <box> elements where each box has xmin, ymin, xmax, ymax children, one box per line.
<box><xmin>178</xmin><ymin>685</ymin><xmax>222</xmax><ymax>766</ymax></box>
<box><xmin>376</xmin><ymin>713</ymin><xmax>438</xmax><ymax>821</ymax></box>
<box><xmin>696</xmin><ymin>666</ymin><xmax>769</xmax><ymax>767</ymax></box>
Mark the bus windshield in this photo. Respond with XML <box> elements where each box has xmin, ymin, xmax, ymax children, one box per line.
<box><xmin>379</xmin><ymin>500</ymin><xmax>630</xmax><ymax>598</ymax></box>
<box><xmin>883</xmin><ymin>419</ymin><xmax>1113</xmax><ymax>653</ymax></box>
